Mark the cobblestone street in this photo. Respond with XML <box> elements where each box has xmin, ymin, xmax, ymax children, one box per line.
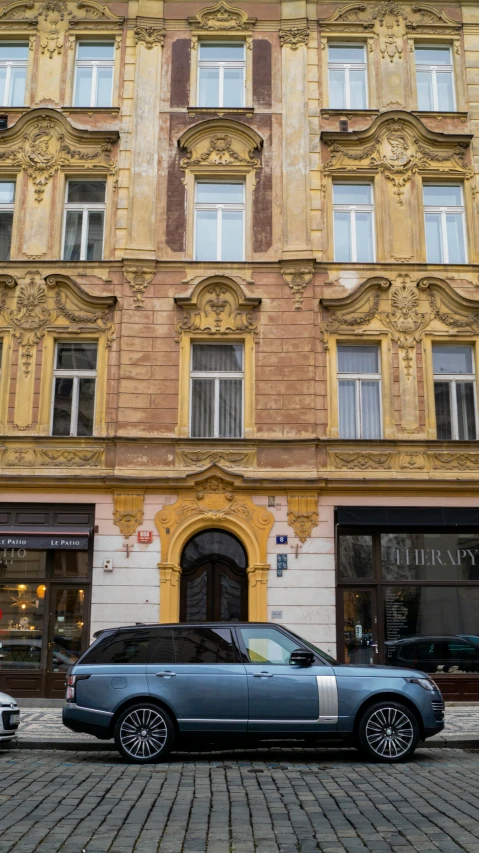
<box><xmin>0</xmin><ymin>747</ymin><xmax>479</xmax><ymax>853</ymax></box>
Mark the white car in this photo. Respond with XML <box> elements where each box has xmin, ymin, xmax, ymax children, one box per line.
<box><xmin>0</xmin><ymin>692</ymin><xmax>19</xmax><ymax>745</ymax></box>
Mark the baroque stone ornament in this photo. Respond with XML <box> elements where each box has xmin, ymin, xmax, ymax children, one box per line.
<box><xmin>432</xmin><ymin>453</ymin><xmax>479</xmax><ymax>471</ymax></box>
<box><xmin>124</xmin><ymin>265</ymin><xmax>155</xmax><ymax>307</ymax></box>
<box><xmin>179</xmin><ymin>120</ymin><xmax>262</xmax><ymax>175</ymax></box>
<box><xmin>287</xmin><ymin>495</ymin><xmax>319</xmax><ymax>543</ymax></box>
<box><xmin>38</xmin><ymin>447</ymin><xmax>103</xmax><ymax>466</ymax></box>
<box><xmin>176</xmin><ymin>448</ymin><xmax>256</xmax><ymax>469</ymax></box>
<box><xmin>281</xmin><ymin>264</ymin><xmax>314</xmax><ymax>309</ymax></box>
<box><xmin>279</xmin><ymin>26</ymin><xmax>309</xmax><ymax>50</ymax></box>
<box><xmin>332</xmin><ymin>452</ymin><xmax>393</xmax><ymax>470</ymax></box>
<box><xmin>0</xmin><ymin>110</ymin><xmax>118</xmax><ymax>202</ymax></box>
<box><xmin>175</xmin><ymin>277</ymin><xmax>260</xmax><ymax>340</ymax></box>
<box><xmin>134</xmin><ymin>25</ymin><xmax>165</xmax><ymax>48</ymax></box>
<box><xmin>323</xmin><ymin>112</ymin><xmax>472</xmax><ymax>206</ymax></box>
<box><xmin>398</xmin><ymin>451</ymin><xmax>425</xmax><ymax>470</ymax></box>
<box><xmin>188</xmin><ymin>1</ymin><xmax>255</xmax><ymax>49</ymax></box>
<box><xmin>113</xmin><ymin>493</ymin><xmax>145</xmax><ymax>539</ymax></box>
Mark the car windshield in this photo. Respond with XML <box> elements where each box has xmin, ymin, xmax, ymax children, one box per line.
<box><xmin>286</xmin><ymin>630</ymin><xmax>338</xmax><ymax>665</ymax></box>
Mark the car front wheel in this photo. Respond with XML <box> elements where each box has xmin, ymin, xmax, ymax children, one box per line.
<box><xmin>357</xmin><ymin>701</ymin><xmax>419</xmax><ymax>762</ymax></box>
<box><xmin>114</xmin><ymin>703</ymin><xmax>174</xmax><ymax>764</ymax></box>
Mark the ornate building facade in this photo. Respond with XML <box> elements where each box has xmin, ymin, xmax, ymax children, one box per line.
<box><xmin>0</xmin><ymin>0</ymin><xmax>479</xmax><ymax>698</ymax></box>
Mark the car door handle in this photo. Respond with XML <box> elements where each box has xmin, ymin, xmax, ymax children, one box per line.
<box><xmin>155</xmin><ymin>671</ymin><xmax>176</xmax><ymax>678</ymax></box>
<box><xmin>253</xmin><ymin>672</ymin><xmax>273</xmax><ymax>678</ymax></box>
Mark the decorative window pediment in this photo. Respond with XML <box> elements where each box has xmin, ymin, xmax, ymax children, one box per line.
<box><xmin>188</xmin><ymin>1</ymin><xmax>256</xmax><ymax>49</ymax></box>
<box><xmin>175</xmin><ymin>276</ymin><xmax>260</xmax><ymax>340</ymax></box>
<box><xmin>322</xmin><ymin>111</ymin><xmax>472</xmax><ymax>204</ymax></box>
<box><xmin>0</xmin><ymin>0</ymin><xmax>123</xmax><ymax>52</ymax></box>
<box><xmin>0</xmin><ymin>109</ymin><xmax>118</xmax><ymax>201</ymax></box>
<box><xmin>179</xmin><ymin>119</ymin><xmax>262</xmax><ymax>176</ymax></box>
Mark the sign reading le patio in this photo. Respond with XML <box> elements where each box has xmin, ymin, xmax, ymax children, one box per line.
<box><xmin>0</xmin><ymin>534</ymin><xmax>89</xmax><ymax>550</ymax></box>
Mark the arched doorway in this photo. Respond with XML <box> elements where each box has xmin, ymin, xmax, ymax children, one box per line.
<box><xmin>180</xmin><ymin>529</ymin><xmax>248</xmax><ymax>622</ymax></box>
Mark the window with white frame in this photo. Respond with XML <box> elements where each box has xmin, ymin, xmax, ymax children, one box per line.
<box><xmin>63</xmin><ymin>181</ymin><xmax>106</xmax><ymax>261</ymax></box>
<box><xmin>338</xmin><ymin>345</ymin><xmax>382</xmax><ymax>439</ymax></box>
<box><xmin>190</xmin><ymin>343</ymin><xmax>243</xmax><ymax>438</ymax></box>
<box><xmin>194</xmin><ymin>182</ymin><xmax>244</xmax><ymax>261</ymax></box>
<box><xmin>328</xmin><ymin>44</ymin><xmax>367</xmax><ymax>109</ymax></box>
<box><xmin>51</xmin><ymin>342</ymin><xmax>98</xmax><ymax>437</ymax></box>
<box><xmin>198</xmin><ymin>42</ymin><xmax>245</xmax><ymax>107</ymax></box>
<box><xmin>433</xmin><ymin>345</ymin><xmax>477</xmax><ymax>440</ymax></box>
<box><xmin>415</xmin><ymin>45</ymin><xmax>455</xmax><ymax>111</ymax></box>
<box><xmin>0</xmin><ymin>182</ymin><xmax>15</xmax><ymax>262</ymax></box>
<box><xmin>74</xmin><ymin>42</ymin><xmax>114</xmax><ymax>107</ymax></box>
<box><xmin>423</xmin><ymin>184</ymin><xmax>466</xmax><ymax>264</ymax></box>
<box><xmin>0</xmin><ymin>43</ymin><xmax>28</xmax><ymax>106</ymax></box>
<box><xmin>333</xmin><ymin>184</ymin><xmax>374</xmax><ymax>262</ymax></box>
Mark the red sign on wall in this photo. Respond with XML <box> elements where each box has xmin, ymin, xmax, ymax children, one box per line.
<box><xmin>137</xmin><ymin>531</ymin><xmax>153</xmax><ymax>544</ymax></box>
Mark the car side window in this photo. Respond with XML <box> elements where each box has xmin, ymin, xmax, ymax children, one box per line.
<box><xmin>147</xmin><ymin>629</ymin><xmax>175</xmax><ymax>664</ymax></box>
<box><xmin>172</xmin><ymin>627</ymin><xmax>237</xmax><ymax>664</ymax></box>
<box><xmin>81</xmin><ymin>629</ymin><xmax>158</xmax><ymax>665</ymax></box>
<box><xmin>239</xmin><ymin>627</ymin><xmax>299</xmax><ymax>664</ymax></box>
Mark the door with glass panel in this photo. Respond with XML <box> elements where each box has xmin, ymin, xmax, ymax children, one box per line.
<box><xmin>180</xmin><ymin>530</ymin><xmax>248</xmax><ymax>622</ymax></box>
<box><xmin>340</xmin><ymin>588</ymin><xmax>378</xmax><ymax>666</ymax></box>
<box><xmin>46</xmin><ymin>585</ymin><xmax>88</xmax><ymax>697</ymax></box>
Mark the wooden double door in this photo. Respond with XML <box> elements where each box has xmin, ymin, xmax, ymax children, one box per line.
<box><xmin>180</xmin><ymin>556</ymin><xmax>248</xmax><ymax>622</ymax></box>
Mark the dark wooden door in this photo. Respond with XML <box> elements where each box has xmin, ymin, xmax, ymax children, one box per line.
<box><xmin>180</xmin><ymin>557</ymin><xmax>248</xmax><ymax>622</ymax></box>
<box><xmin>45</xmin><ymin>585</ymin><xmax>89</xmax><ymax>697</ymax></box>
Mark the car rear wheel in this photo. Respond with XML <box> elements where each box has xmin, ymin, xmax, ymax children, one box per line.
<box><xmin>357</xmin><ymin>701</ymin><xmax>419</xmax><ymax>762</ymax></box>
<box><xmin>114</xmin><ymin>703</ymin><xmax>174</xmax><ymax>764</ymax></box>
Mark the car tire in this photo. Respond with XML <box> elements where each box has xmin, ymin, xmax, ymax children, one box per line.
<box><xmin>114</xmin><ymin>703</ymin><xmax>174</xmax><ymax>764</ymax></box>
<box><xmin>357</xmin><ymin>701</ymin><xmax>419</xmax><ymax>763</ymax></box>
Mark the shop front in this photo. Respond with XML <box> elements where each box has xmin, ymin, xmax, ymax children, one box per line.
<box><xmin>0</xmin><ymin>504</ymin><xmax>94</xmax><ymax>698</ymax></box>
<box><xmin>336</xmin><ymin>507</ymin><xmax>479</xmax><ymax>700</ymax></box>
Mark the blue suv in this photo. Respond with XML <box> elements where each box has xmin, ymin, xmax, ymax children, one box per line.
<box><xmin>63</xmin><ymin>622</ymin><xmax>445</xmax><ymax>764</ymax></box>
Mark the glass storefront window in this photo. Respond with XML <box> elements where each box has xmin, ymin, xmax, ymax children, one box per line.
<box><xmin>343</xmin><ymin>590</ymin><xmax>375</xmax><ymax>665</ymax></box>
<box><xmin>381</xmin><ymin>533</ymin><xmax>479</xmax><ymax>581</ymax></box>
<box><xmin>339</xmin><ymin>535</ymin><xmax>374</xmax><ymax>579</ymax></box>
<box><xmin>53</xmin><ymin>551</ymin><xmax>89</xmax><ymax>577</ymax></box>
<box><xmin>0</xmin><ymin>583</ymin><xmax>45</xmax><ymax>668</ymax></box>
<box><xmin>0</xmin><ymin>550</ymin><xmax>46</xmax><ymax>580</ymax></box>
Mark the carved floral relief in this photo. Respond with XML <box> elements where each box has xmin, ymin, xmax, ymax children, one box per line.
<box><xmin>175</xmin><ymin>277</ymin><xmax>260</xmax><ymax>340</ymax></box>
<box><xmin>113</xmin><ymin>493</ymin><xmax>145</xmax><ymax>539</ymax></box>
<box><xmin>188</xmin><ymin>1</ymin><xmax>256</xmax><ymax>48</ymax></box>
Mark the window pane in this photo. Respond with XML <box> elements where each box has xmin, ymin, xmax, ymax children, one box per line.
<box><xmin>0</xmin><ymin>43</ymin><xmax>28</xmax><ymax>60</ymax></box>
<box><xmin>415</xmin><ymin>46</ymin><xmax>451</xmax><ymax>65</ymax></box>
<box><xmin>349</xmin><ymin>69</ymin><xmax>367</xmax><ymax>108</ymax></box>
<box><xmin>198</xmin><ymin>67</ymin><xmax>220</xmax><ymax>106</ymax></box>
<box><xmin>0</xmin><ymin>182</ymin><xmax>15</xmax><ymax>204</ymax></box>
<box><xmin>329</xmin><ymin>68</ymin><xmax>345</xmax><ymax>108</ymax></box>
<box><xmin>191</xmin><ymin>378</ymin><xmax>214</xmax><ymax>437</ymax></box>
<box><xmin>333</xmin><ymin>184</ymin><xmax>371</xmax><ymax>205</ymax></box>
<box><xmin>86</xmin><ymin>210</ymin><xmax>104</xmax><ymax>261</ymax></box>
<box><xmin>343</xmin><ymin>590</ymin><xmax>373</xmax><ymax>666</ymax></box>
<box><xmin>329</xmin><ymin>45</ymin><xmax>365</xmax><ymax>63</ymax></box>
<box><xmin>0</xmin><ymin>584</ymin><xmax>44</xmax><ymax>670</ymax></box>
<box><xmin>196</xmin><ymin>183</ymin><xmax>244</xmax><ymax>203</ymax></box>
<box><xmin>219</xmin><ymin>378</ymin><xmax>242</xmax><ymax>438</ymax></box>
<box><xmin>63</xmin><ymin>211</ymin><xmax>82</xmax><ymax>260</ymax></box>
<box><xmin>67</xmin><ymin>181</ymin><xmax>106</xmax><ymax>203</ymax></box>
<box><xmin>53</xmin><ymin>551</ymin><xmax>89</xmax><ymax>578</ymax></box>
<box><xmin>81</xmin><ymin>629</ymin><xmax>160</xmax><ymax>665</ymax></box>
<box><xmin>382</xmin><ymin>533</ymin><xmax>479</xmax><ymax>582</ymax></box>
<box><xmin>436</xmin><ymin>71</ymin><xmax>454</xmax><ymax>110</ymax></box>
<box><xmin>338</xmin><ymin>345</ymin><xmax>379</xmax><ymax>374</ymax></box>
<box><xmin>445</xmin><ymin>213</ymin><xmax>465</xmax><ymax>263</ymax></box>
<box><xmin>10</xmin><ymin>66</ymin><xmax>26</xmax><ymax>106</ymax></box>
<box><xmin>74</xmin><ymin>65</ymin><xmax>93</xmax><ymax>106</ymax></box>
<box><xmin>434</xmin><ymin>380</ymin><xmax>452</xmax><ymax>439</ymax></box>
<box><xmin>456</xmin><ymin>382</ymin><xmax>476</xmax><ymax>440</ymax></box>
<box><xmin>338</xmin><ymin>379</ymin><xmax>357</xmax><ymax>439</ymax></box>
<box><xmin>52</xmin><ymin>377</ymin><xmax>73</xmax><ymax>436</ymax></box>
<box><xmin>239</xmin><ymin>627</ymin><xmax>299</xmax><ymax>665</ymax></box>
<box><xmin>416</xmin><ymin>69</ymin><xmax>434</xmax><ymax>110</ymax></box>
<box><xmin>0</xmin><ymin>551</ymin><xmax>46</xmax><ymax>581</ymax></box>
<box><xmin>424</xmin><ymin>185</ymin><xmax>462</xmax><ymax>206</ymax></box>
<box><xmin>199</xmin><ymin>43</ymin><xmax>245</xmax><ymax>61</ymax></box>
<box><xmin>334</xmin><ymin>211</ymin><xmax>352</xmax><ymax>261</ymax></box>
<box><xmin>0</xmin><ymin>211</ymin><xmax>13</xmax><ymax>261</ymax></box>
<box><xmin>425</xmin><ymin>212</ymin><xmax>442</xmax><ymax>262</ymax></box>
<box><xmin>77</xmin><ymin>377</ymin><xmax>95</xmax><ymax>436</ymax></box>
<box><xmin>223</xmin><ymin>67</ymin><xmax>244</xmax><ymax>107</ymax></box>
<box><xmin>56</xmin><ymin>342</ymin><xmax>97</xmax><ymax>370</ymax></box>
<box><xmin>355</xmin><ymin>211</ymin><xmax>374</xmax><ymax>262</ymax></box>
<box><xmin>0</xmin><ymin>68</ymin><xmax>6</xmax><ymax>105</ymax></box>
<box><xmin>221</xmin><ymin>210</ymin><xmax>243</xmax><ymax>260</ymax></box>
<box><xmin>96</xmin><ymin>66</ymin><xmax>113</xmax><ymax>106</ymax></box>
<box><xmin>192</xmin><ymin>343</ymin><xmax>243</xmax><ymax>372</ymax></box>
<box><xmin>173</xmin><ymin>627</ymin><xmax>236</xmax><ymax>664</ymax></box>
<box><xmin>339</xmin><ymin>535</ymin><xmax>374</xmax><ymax>579</ymax></box>
<box><xmin>195</xmin><ymin>210</ymin><xmax>217</xmax><ymax>260</ymax></box>
<box><xmin>360</xmin><ymin>379</ymin><xmax>381</xmax><ymax>439</ymax></box>
<box><xmin>77</xmin><ymin>42</ymin><xmax>115</xmax><ymax>60</ymax></box>
<box><xmin>433</xmin><ymin>345</ymin><xmax>473</xmax><ymax>375</ymax></box>
<box><xmin>183</xmin><ymin>569</ymin><xmax>208</xmax><ymax>621</ymax></box>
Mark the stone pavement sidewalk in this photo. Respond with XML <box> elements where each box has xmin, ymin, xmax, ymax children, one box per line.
<box><xmin>11</xmin><ymin>703</ymin><xmax>479</xmax><ymax>751</ymax></box>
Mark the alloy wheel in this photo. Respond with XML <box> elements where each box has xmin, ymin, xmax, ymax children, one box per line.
<box><xmin>365</xmin><ymin>706</ymin><xmax>414</xmax><ymax>758</ymax></box>
<box><xmin>119</xmin><ymin>708</ymin><xmax>168</xmax><ymax>760</ymax></box>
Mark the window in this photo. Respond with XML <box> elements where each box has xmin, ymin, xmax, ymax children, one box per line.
<box><xmin>433</xmin><ymin>345</ymin><xmax>477</xmax><ymax>440</ymax></box>
<box><xmin>190</xmin><ymin>343</ymin><xmax>243</xmax><ymax>438</ymax></box>
<box><xmin>423</xmin><ymin>185</ymin><xmax>466</xmax><ymax>264</ymax></box>
<box><xmin>198</xmin><ymin>42</ymin><xmax>245</xmax><ymax>107</ymax></box>
<box><xmin>194</xmin><ymin>182</ymin><xmax>244</xmax><ymax>261</ymax></box>
<box><xmin>337</xmin><ymin>345</ymin><xmax>381</xmax><ymax>439</ymax></box>
<box><xmin>63</xmin><ymin>181</ymin><xmax>106</xmax><ymax>261</ymax></box>
<box><xmin>238</xmin><ymin>626</ymin><xmax>300</xmax><ymax>664</ymax></box>
<box><xmin>74</xmin><ymin>42</ymin><xmax>114</xmax><ymax>107</ymax></box>
<box><xmin>415</xmin><ymin>45</ymin><xmax>455</xmax><ymax>111</ymax></box>
<box><xmin>0</xmin><ymin>43</ymin><xmax>28</xmax><ymax>106</ymax></box>
<box><xmin>81</xmin><ymin>629</ymin><xmax>168</xmax><ymax>665</ymax></box>
<box><xmin>328</xmin><ymin>44</ymin><xmax>367</xmax><ymax>109</ymax></box>
<box><xmin>51</xmin><ymin>342</ymin><xmax>97</xmax><ymax>437</ymax></box>
<box><xmin>0</xmin><ymin>182</ymin><xmax>14</xmax><ymax>261</ymax></box>
<box><xmin>333</xmin><ymin>184</ymin><xmax>374</xmax><ymax>262</ymax></box>
<box><xmin>172</xmin><ymin>627</ymin><xmax>237</xmax><ymax>664</ymax></box>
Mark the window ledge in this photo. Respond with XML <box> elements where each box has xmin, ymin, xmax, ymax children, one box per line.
<box><xmin>60</xmin><ymin>107</ymin><xmax>120</xmax><ymax>115</ymax></box>
<box><xmin>411</xmin><ymin>110</ymin><xmax>468</xmax><ymax>122</ymax></box>
<box><xmin>321</xmin><ymin>109</ymin><xmax>380</xmax><ymax>118</ymax></box>
<box><xmin>187</xmin><ymin>106</ymin><xmax>254</xmax><ymax>117</ymax></box>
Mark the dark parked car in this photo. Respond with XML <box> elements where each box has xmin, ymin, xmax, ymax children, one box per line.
<box><xmin>385</xmin><ymin>635</ymin><xmax>479</xmax><ymax>674</ymax></box>
<box><xmin>63</xmin><ymin>622</ymin><xmax>444</xmax><ymax>764</ymax></box>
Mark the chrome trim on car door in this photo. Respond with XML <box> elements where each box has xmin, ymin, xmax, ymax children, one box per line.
<box><xmin>316</xmin><ymin>675</ymin><xmax>338</xmax><ymax>723</ymax></box>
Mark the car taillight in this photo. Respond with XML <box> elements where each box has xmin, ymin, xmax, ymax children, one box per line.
<box><xmin>66</xmin><ymin>675</ymin><xmax>76</xmax><ymax>702</ymax></box>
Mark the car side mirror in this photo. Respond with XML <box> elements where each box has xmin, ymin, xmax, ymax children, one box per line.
<box><xmin>289</xmin><ymin>649</ymin><xmax>315</xmax><ymax>668</ymax></box>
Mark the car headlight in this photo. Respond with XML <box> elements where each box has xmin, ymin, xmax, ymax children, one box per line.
<box><xmin>405</xmin><ymin>677</ymin><xmax>435</xmax><ymax>692</ymax></box>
